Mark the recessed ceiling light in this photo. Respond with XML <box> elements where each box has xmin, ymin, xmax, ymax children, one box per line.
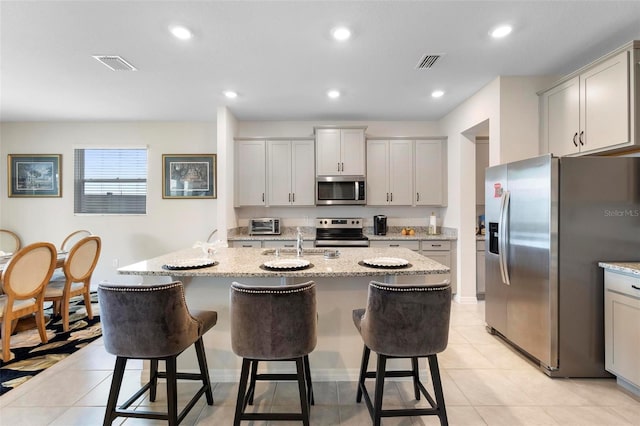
<box><xmin>490</xmin><ymin>25</ymin><xmax>512</xmax><ymax>38</ymax></box>
<box><xmin>331</xmin><ymin>27</ymin><xmax>351</xmax><ymax>41</ymax></box>
<box><xmin>223</xmin><ymin>90</ymin><xmax>238</xmax><ymax>99</ymax></box>
<box><xmin>431</xmin><ymin>90</ymin><xmax>445</xmax><ymax>98</ymax></box>
<box><xmin>327</xmin><ymin>90</ymin><xmax>341</xmax><ymax>99</ymax></box>
<box><xmin>169</xmin><ymin>25</ymin><xmax>193</xmax><ymax>40</ymax></box>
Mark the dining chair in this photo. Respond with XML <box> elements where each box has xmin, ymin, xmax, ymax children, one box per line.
<box><xmin>60</xmin><ymin>229</ymin><xmax>92</xmax><ymax>252</ymax></box>
<box><xmin>0</xmin><ymin>229</ymin><xmax>21</xmax><ymax>255</ymax></box>
<box><xmin>0</xmin><ymin>242</ymin><xmax>57</xmax><ymax>362</ymax></box>
<box><xmin>49</xmin><ymin>230</ymin><xmax>92</xmax><ymax>282</ymax></box>
<box><xmin>44</xmin><ymin>235</ymin><xmax>101</xmax><ymax>332</ymax></box>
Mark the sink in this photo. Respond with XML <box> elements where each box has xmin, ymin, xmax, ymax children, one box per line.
<box><xmin>261</xmin><ymin>248</ymin><xmax>339</xmax><ymax>256</ymax></box>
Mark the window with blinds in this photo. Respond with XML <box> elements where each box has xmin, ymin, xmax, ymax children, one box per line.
<box><xmin>74</xmin><ymin>148</ymin><xmax>147</xmax><ymax>214</ymax></box>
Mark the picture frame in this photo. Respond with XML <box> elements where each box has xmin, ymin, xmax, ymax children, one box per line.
<box><xmin>162</xmin><ymin>154</ymin><xmax>217</xmax><ymax>199</ymax></box>
<box><xmin>8</xmin><ymin>154</ymin><xmax>62</xmax><ymax>197</ymax></box>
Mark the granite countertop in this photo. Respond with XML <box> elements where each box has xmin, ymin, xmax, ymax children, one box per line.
<box><xmin>118</xmin><ymin>246</ymin><xmax>450</xmax><ymax>278</ymax></box>
<box><xmin>227</xmin><ymin>226</ymin><xmax>457</xmax><ymax>241</ymax></box>
<box><xmin>598</xmin><ymin>262</ymin><xmax>640</xmax><ymax>276</ymax></box>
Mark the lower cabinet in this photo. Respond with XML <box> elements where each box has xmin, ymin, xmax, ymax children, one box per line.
<box><xmin>421</xmin><ymin>241</ymin><xmax>453</xmax><ymax>287</ymax></box>
<box><xmin>263</xmin><ymin>240</ymin><xmax>314</xmax><ymax>249</ymax></box>
<box><xmin>230</xmin><ymin>240</ymin><xmax>262</xmax><ymax>248</ymax></box>
<box><xmin>476</xmin><ymin>240</ymin><xmax>485</xmax><ymax>297</ymax></box>
<box><xmin>604</xmin><ymin>270</ymin><xmax>640</xmax><ymax>394</ymax></box>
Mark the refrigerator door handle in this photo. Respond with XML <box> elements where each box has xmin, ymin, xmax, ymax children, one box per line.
<box><xmin>498</xmin><ymin>190</ymin><xmax>511</xmax><ymax>285</ymax></box>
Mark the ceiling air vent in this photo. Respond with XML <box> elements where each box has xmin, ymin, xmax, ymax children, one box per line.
<box><xmin>415</xmin><ymin>54</ymin><xmax>442</xmax><ymax>70</ymax></box>
<box><xmin>92</xmin><ymin>55</ymin><xmax>137</xmax><ymax>71</ymax></box>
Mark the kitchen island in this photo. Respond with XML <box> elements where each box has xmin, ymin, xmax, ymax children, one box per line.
<box><xmin>118</xmin><ymin>246</ymin><xmax>449</xmax><ymax>380</ymax></box>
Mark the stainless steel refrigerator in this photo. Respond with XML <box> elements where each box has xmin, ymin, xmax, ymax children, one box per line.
<box><xmin>485</xmin><ymin>154</ymin><xmax>640</xmax><ymax>377</ymax></box>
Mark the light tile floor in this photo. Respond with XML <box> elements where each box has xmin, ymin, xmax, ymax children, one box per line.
<box><xmin>1</xmin><ymin>301</ymin><xmax>639</xmax><ymax>425</ymax></box>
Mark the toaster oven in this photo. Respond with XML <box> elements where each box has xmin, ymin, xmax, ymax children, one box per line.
<box><xmin>249</xmin><ymin>218</ymin><xmax>281</xmax><ymax>235</ymax></box>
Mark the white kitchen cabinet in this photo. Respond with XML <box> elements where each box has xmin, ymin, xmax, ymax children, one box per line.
<box><xmin>315</xmin><ymin>127</ymin><xmax>366</xmax><ymax>176</ymax></box>
<box><xmin>541</xmin><ymin>42</ymin><xmax>640</xmax><ymax>156</ymax></box>
<box><xmin>263</xmin><ymin>240</ymin><xmax>314</xmax><ymax>249</ymax></box>
<box><xmin>369</xmin><ymin>240</ymin><xmax>420</xmax><ymax>251</ymax></box>
<box><xmin>415</xmin><ymin>140</ymin><xmax>447</xmax><ymax>206</ymax></box>
<box><xmin>475</xmin><ymin>139</ymin><xmax>490</xmax><ymax>205</ymax></box>
<box><xmin>236</xmin><ymin>140</ymin><xmax>266</xmax><ymax>206</ymax></box>
<box><xmin>604</xmin><ymin>269</ymin><xmax>640</xmax><ymax>395</ymax></box>
<box><xmin>476</xmin><ymin>240</ymin><xmax>485</xmax><ymax>297</ymax></box>
<box><xmin>230</xmin><ymin>240</ymin><xmax>262</xmax><ymax>248</ymax></box>
<box><xmin>267</xmin><ymin>139</ymin><xmax>315</xmax><ymax>206</ymax></box>
<box><xmin>366</xmin><ymin>140</ymin><xmax>413</xmax><ymax>205</ymax></box>
<box><xmin>421</xmin><ymin>240</ymin><xmax>455</xmax><ymax>287</ymax></box>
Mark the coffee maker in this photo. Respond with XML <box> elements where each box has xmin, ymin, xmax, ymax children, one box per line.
<box><xmin>373</xmin><ymin>215</ymin><xmax>388</xmax><ymax>235</ymax></box>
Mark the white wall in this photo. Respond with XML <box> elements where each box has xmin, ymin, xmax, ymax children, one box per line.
<box><xmin>0</xmin><ymin>121</ymin><xmax>217</xmax><ymax>284</ymax></box>
<box><xmin>439</xmin><ymin>75</ymin><xmax>555</xmax><ymax>303</ymax></box>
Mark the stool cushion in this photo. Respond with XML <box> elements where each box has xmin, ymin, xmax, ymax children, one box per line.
<box><xmin>98</xmin><ymin>281</ymin><xmax>215</xmax><ymax>358</ymax></box>
<box><xmin>230</xmin><ymin>281</ymin><xmax>316</xmax><ymax>360</ymax></box>
<box><xmin>353</xmin><ymin>281</ymin><xmax>451</xmax><ymax>357</ymax></box>
<box><xmin>190</xmin><ymin>309</ymin><xmax>218</xmax><ymax>335</ymax></box>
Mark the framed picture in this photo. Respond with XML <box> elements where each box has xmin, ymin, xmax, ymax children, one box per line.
<box><xmin>162</xmin><ymin>154</ymin><xmax>217</xmax><ymax>199</ymax></box>
<box><xmin>8</xmin><ymin>154</ymin><xmax>62</xmax><ymax>197</ymax></box>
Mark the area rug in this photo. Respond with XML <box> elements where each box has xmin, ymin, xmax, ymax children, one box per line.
<box><xmin>0</xmin><ymin>292</ymin><xmax>102</xmax><ymax>395</ymax></box>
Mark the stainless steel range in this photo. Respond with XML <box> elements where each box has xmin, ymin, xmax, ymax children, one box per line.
<box><xmin>315</xmin><ymin>218</ymin><xmax>369</xmax><ymax>247</ymax></box>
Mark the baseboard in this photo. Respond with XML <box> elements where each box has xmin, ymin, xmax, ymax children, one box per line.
<box><xmin>454</xmin><ymin>294</ymin><xmax>478</xmax><ymax>304</ymax></box>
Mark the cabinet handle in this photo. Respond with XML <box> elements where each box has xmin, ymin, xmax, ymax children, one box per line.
<box><xmin>573</xmin><ymin>132</ymin><xmax>578</xmax><ymax>147</ymax></box>
<box><xmin>632</xmin><ymin>285</ymin><xmax>640</xmax><ymax>290</ymax></box>
<box><xmin>579</xmin><ymin>131</ymin><xmax>584</xmax><ymax>146</ymax></box>
<box><xmin>432</xmin><ymin>244</ymin><xmax>442</xmax><ymax>247</ymax></box>
<box><xmin>288</xmin><ymin>193</ymin><xmax>291</xmax><ymax>202</ymax></box>
<box><xmin>284</xmin><ymin>244</ymin><xmax>294</xmax><ymax>247</ymax></box>
<box><xmin>390</xmin><ymin>193</ymin><xmax>393</xmax><ymax>202</ymax></box>
<box><xmin>386</xmin><ymin>193</ymin><xmax>389</xmax><ymax>202</ymax></box>
<box><xmin>417</xmin><ymin>192</ymin><xmax>420</xmax><ymax>202</ymax></box>
<box><xmin>292</xmin><ymin>193</ymin><xmax>295</xmax><ymax>202</ymax></box>
<box><xmin>262</xmin><ymin>193</ymin><xmax>265</xmax><ymax>202</ymax></box>
<box><xmin>337</xmin><ymin>162</ymin><xmax>340</xmax><ymax>172</ymax></box>
<box><xmin>341</xmin><ymin>162</ymin><xmax>344</xmax><ymax>172</ymax></box>
<box><xmin>390</xmin><ymin>244</ymin><xmax>400</xmax><ymax>247</ymax></box>
<box><xmin>242</xmin><ymin>244</ymin><xmax>253</xmax><ymax>248</ymax></box>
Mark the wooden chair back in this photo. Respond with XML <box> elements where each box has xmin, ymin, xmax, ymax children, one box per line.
<box><xmin>60</xmin><ymin>229</ymin><xmax>92</xmax><ymax>252</ymax></box>
<box><xmin>2</xmin><ymin>242</ymin><xmax>57</xmax><ymax>298</ymax></box>
<box><xmin>63</xmin><ymin>235</ymin><xmax>101</xmax><ymax>282</ymax></box>
<box><xmin>0</xmin><ymin>229</ymin><xmax>21</xmax><ymax>254</ymax></box>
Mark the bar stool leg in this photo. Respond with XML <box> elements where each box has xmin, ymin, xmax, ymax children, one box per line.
<box><xmin>356</xmin><ymin>345</ymin><xmax>371</xmax><ymax>403</ymax></box>
<box><xmin>234</xmin><ymin>358</ymin><xmax>251</xmax><ymax>426</ymax></box>
<box><xmin>373</xmin><ymin>354</ymin><xmax>387</xmax><ymax>426</ymax></box>
<box><xmin>247</xmin><ymin>359</ymin><xmax>259</xmax><ymax>405</ymax></box>
<box><xmin>428</xmin><ymin>354</ymin><xmax>449</xmax><ymax>426</ymax></box>
<box><xmin>295</xmin><ymin>357</ymin><xmax>310</xmax><ymax>426</ymax></box>
<box><xmin>194</xmin><ymin>337</ymin><xmax>214</xmax><ymax>405</ymax></box>
<box><xmin>411</xmin><ymin>357</ymin><xmax>421</xmax><ymax>400</ymax></box>
<box><xmin>303</xmin><ymin>355</ymin><xmax>315</xmax><ymax>406</ymax></box>
<box><xmin>103</xmin><ymin>357</ymin><xmax>127</xmax><ymax>426</ymax></box>
<box><xmin>166</xmin><ymin>356</ymin><xmax>178</xmax><ymax>426</ymax></box>
<box><xmin>149</xmin><ymin>359</ymin><xmax>159</xmax><ymax>401</ymax></box>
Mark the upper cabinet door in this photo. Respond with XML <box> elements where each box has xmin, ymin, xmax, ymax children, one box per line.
<box><xmin>366</xmin><ymin>140</ymin><xmax>390</xmax><ymax>205</ymax></box>
<box><xmin>291</xmin><ymin>140</ymin><xmax>315</xmax><ymax>206</ymax></box>
<box><xmin>388</xmin><ymin>140</ymin><xmax>413</xmax><ymax>205</ymax></box>
<box><xmin>236</xmin><ymin>140</ymin><xmax>266</xmax><ymax>206</ymax></box>
<box><xmin>315</xmin><ymin>129</ymin><xmax>341</xmax><ymax>175</ymax></box>
<box><xmin>580</xmin><ymin>50</ymin><xmax>630</xmax><ymax>153</ymax></box>
<box><xmin>267</xmin><ymin>140</ymin><xmax>293</xmax><ymax>206</ymax></box>
<box><xmin>341</xmin><ymin>128</ymin><xmax>366</xmax><ymax>176</ymax></box>
<box><xmin>544</xmin><ymin>77</ymin><xmax>580</xmax><ymax>157</ymax></box>
<box><xmin>415</xmin><ymin>140</ymin><xmax>446</xmax><ymax>206</ymax></box>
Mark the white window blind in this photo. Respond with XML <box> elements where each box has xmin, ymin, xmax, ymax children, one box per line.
<box><xmin>74</xmin><ymin>148</ymin><xmax>147</xmax><ymax>214</ymax></box>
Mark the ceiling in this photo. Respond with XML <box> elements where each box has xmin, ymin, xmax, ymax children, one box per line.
<box><xmin>2</xmin><ymin>1</ymin><xmax>640</xmax><ymax>122</ymax></box>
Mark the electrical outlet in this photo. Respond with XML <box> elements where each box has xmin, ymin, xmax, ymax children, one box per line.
<box><xmin>112</xmin><ymin>258</ymin><xmax>119</xmax><ymax>268</ymax></box>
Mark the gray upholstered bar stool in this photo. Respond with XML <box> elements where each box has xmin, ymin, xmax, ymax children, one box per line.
<box><xmin>98</xmin><ymin>281</ymin><xmax>217</xmax><ymax>426</ymax></box>
<box><xmin>353</xmin><ymin>280</ymin><xmax>452</xmax><ymax>426</ymax></box>
<box><xmin>230</xmin><ymin>281</ymin><xmax>317</xmax><ymax>426</ymax></box>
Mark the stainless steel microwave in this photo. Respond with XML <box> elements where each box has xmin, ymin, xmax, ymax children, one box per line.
<box><xmin>249</xmin><ymin>218</ymin><xmax>281</xmax><ymax>235</ymax></box>
<box><xmin>316</xmin><ymin>176</ymin><xmax>366</xmax><ymax>205</ymax></box>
